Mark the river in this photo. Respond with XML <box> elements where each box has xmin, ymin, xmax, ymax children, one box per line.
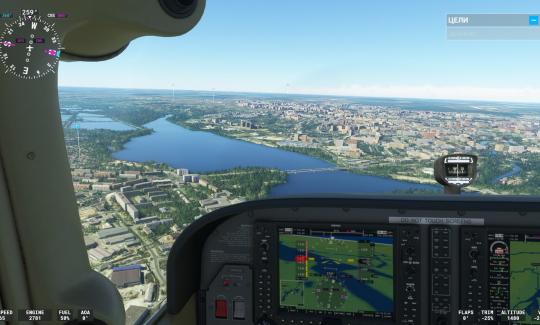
<box><xmin>491</xmin><ymin>163</ymin><xmax>521</xmax><ymax>184</ymax></box>
<box><xmin>113</xmin><ymin>118</ymin><xmax>439</xmax><ymax>196</ymax></box>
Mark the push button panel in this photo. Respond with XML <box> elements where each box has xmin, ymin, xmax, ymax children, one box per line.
<box><xmin>205</xmin><ymin>265</ymin><xmax>252</xmax><ymax>324</ymax></box>
<box><xmin>431</xmin><ymin>227</ymin><xmax>452</xmax><ymax>325</ymax></box>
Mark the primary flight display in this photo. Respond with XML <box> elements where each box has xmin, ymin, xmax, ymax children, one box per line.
<box><xmin>278</xmin><ymin>226</ymin><xmax>394</xmax><ymax>319</ymax></box>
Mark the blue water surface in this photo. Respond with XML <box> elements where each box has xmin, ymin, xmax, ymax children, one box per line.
<box><xmin>113</xmin><ymin>118</ymin><xmax>438</xmax><ymax>195</ymax></box>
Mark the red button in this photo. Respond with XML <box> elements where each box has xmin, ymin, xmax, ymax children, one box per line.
<box><xmin>215</xmin><ymin>299</ymin><xmax>228</xmax><ymax>319</ymax></box>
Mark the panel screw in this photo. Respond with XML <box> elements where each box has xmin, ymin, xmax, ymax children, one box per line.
<box><xmin>26</xmin><ymin>152</ymin><xmax>35</xmax><ymax>160</ymax></box>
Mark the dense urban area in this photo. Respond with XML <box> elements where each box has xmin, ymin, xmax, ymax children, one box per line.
<box><xmin>61</xmin><ymin>88</ymin><xmax>540</xmax><ymax>322</ymax></box>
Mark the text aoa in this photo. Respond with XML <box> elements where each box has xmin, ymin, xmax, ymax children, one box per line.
<box><xmin>448</xmin><ymin>16</ymin><xmax>469</xmax><ymax>25</ymax></box>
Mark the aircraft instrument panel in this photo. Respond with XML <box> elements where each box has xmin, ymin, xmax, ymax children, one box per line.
<box><xmin>165</xmin><ymin>197</ymin><xmax>540</xmax><ymax>325</ymax></box>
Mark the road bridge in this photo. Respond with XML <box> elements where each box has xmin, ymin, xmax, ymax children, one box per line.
<box><xmin>284</xmin><ymin>167</ymin><xmax>348</xmax><ymax>174</ymax></box>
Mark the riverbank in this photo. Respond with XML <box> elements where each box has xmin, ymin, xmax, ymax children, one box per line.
<box><xmin>112</xmin><ymin>118</ymin><xmax>440</xmax><ymax>195</ymax></box>
<box><xmin>166</xmin><ymin>116</ymin><xmax>284</xmax><ymax>148</ymax></box>
<box><xmin>84</xmin><ymin>116</ymin><xmax>521</xmax><ymax>196</ymax></box>
<box><xmin>389</xmin><ymin>174</ymin><xmax>502</xmax><ymax>195</ymax></box>
<box><xmin>165</xmin><ymin>117</ymin><xmax>508</xmax><ymax>195</ymax></box>
<box><xmin>103</xmin><ymin>114</ymin><xmax>437</xmax><ymax>191</ymax></box>
<box><xmin>65</xmin><ymin>123</ymin><xmax>289</xmax><ymax>199</ymax></box>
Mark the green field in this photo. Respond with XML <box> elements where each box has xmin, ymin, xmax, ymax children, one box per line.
<box><xmin>279</xmin><ymin>233</ymin><xmax>394</xmax><ymax>314</ymax></box>
<box><xmin>510</xmin><ymin>240</ymin><xmax>540</xmax><ymax>323</ymax></box>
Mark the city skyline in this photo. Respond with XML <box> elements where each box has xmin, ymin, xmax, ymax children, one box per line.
<box><xmin>59</xmin><ymin>0</ymin><xmax>540</xmax><ymax>103</ymax></box>
<box><xmin>59</xmin><ymin>85</ymin><xmax>540</xmax><ymax>105</ymax></box>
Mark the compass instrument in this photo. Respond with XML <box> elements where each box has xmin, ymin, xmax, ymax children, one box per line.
<box><xmin>0</xmin><ymin>14</ymin><xmax>61</xmax><ymax>79</ymax></box>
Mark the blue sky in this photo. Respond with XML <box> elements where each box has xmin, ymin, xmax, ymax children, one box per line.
<box><xmin>59</xmin><ymin>0</ymin><xmax>540</xmax><ymax>102</ymax></box>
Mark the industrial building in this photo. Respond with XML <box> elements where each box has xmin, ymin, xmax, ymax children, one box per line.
<box><xmin>87</xmin><ymin>247</ymin><xmax>113</xmax><ymax>262</ymax></box>
<box><xmin>102</xmin><ymin>233</ymin><xmax>136</xmax><ymax>245</ymax></box>
<box><xmin>84</xmin><ymin>236</ymin><xmax>97</xmax><ymax>249</ymax></box>
<box><xmin>124</xmin><ymin>238</ymin><xmax>141</xmax><ymax>247</ymax></box>
<box><xmin>97</xmin><ymin>227</ymin><xmax>129</xmax><ymax>239</ymax></box>
<box><xmin>110</xmin><ymin>264</ymin><xmax>143</xmax><ymax>287</ymax></box>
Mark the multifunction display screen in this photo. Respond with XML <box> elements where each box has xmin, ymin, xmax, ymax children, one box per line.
<box><xmin>488</xmin><ymin>232</ymin><xmax>540</xmax><ymax>323</ymax></box>
<box><xmin>278</xmin><ymin>227</ymin><xmax>394</xmax><ymax>319</ymax></box>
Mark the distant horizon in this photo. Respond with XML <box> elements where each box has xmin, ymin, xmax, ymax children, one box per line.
<box><xmin>59</xmin><ymin>0</ymin><xmax>540</xmax><ymax>105</ymax></box>
<box><xmin>58</xmin><ymin>85</ymin><xmax>540</xmax><ymax>106</ymax></box>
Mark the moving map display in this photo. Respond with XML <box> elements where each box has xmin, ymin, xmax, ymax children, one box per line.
<box><xmin>487</xmin><ymin>232</ymin><xmax>540</xmax><ymax>323</ymax></box>
<box><xmin>278</xmin><ymin>227</ymin><xmax>394</xmax><ymax>319</ymax></box>
<box><xmin>510</xmin><ymin>234</ymin><xmax>540</xmax><ymax>323</ymax></box>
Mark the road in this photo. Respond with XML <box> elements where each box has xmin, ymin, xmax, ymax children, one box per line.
<box><xmin>115</xmin><ymin>210</ymin><xmax>167</xmax><ymax>285</ymax></box>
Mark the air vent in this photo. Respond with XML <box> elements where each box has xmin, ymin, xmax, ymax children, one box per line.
<box><xmin>159</xmin><ymin>0</ymin><xmax>198</xmax><ymax>18</ymax></box>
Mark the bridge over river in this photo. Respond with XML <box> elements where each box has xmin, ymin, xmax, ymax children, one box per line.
<box><xmin>284</xmin><ymin>167</ymin><xmax>350</xmax><ymax>174</ymax></box>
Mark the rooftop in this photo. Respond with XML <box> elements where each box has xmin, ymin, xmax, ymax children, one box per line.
<box><xmin>112</xmin><ymin>264</ymin><xmax>143</xmax><ymax>272</ymax></box>
<box><xmin>97</xmin><ymin>226</ymin><xmax>129</xmax><ymax>239</ymax></box>
<box><xmin>125</xmin><ymin>305</ymin><xmax>149</xmax><ymax>325</ymax></box>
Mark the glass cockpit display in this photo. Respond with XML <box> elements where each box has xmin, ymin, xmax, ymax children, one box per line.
<box><xmin>278</xmin><ymin>227</ymin><xmax>394</xmax><ymax>319</ymax></box>
<box><xmin>487</xmin><ymin>232</ymin><xmax>540</xmax><ymax>324</ymax></box>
